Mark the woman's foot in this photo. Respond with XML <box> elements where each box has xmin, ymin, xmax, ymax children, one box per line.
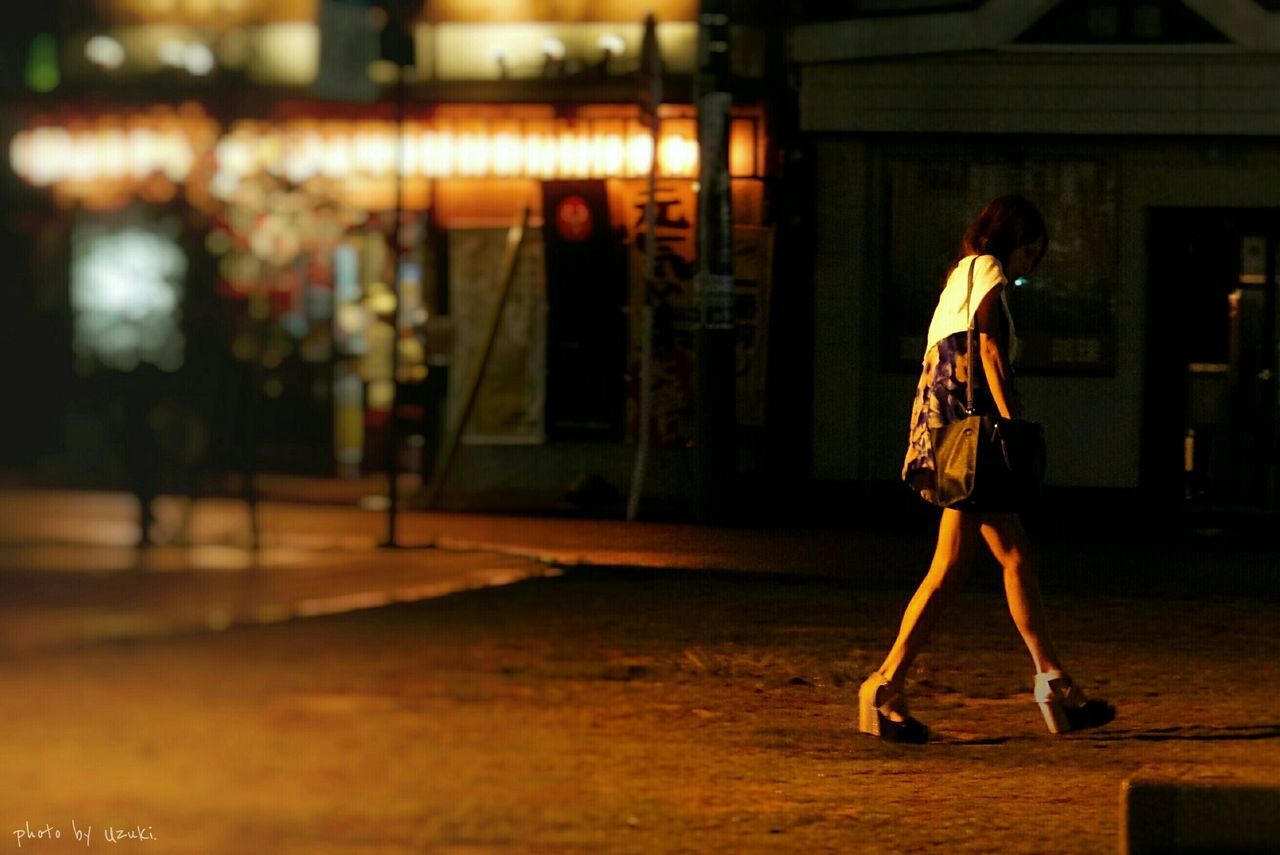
<box><xmin>1034</xmin><ymin>670</ymin><xmax>1115</xmax><ymax>734</ymax></box>
<box><xmin>858</xmin><ymin>671</ymin><xmax>929</xmax><ymax>744</ymax></box>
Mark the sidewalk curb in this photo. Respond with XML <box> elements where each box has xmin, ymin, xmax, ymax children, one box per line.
<box><xmin>14</xmin><ymin>561</ymin><xmax>564</xmax><ymax>653</ymax></box>
<box><xmin>1121</xmin><ymin>764</ymin><xmax>1280</xmax><ymax>854</ymax></box>
<box><xmin>429</xmin><ymin>536</ymin><xmax>726</xmax><ymax>572</ymax></box>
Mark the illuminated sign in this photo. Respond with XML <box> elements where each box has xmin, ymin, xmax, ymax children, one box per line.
<box><xmin>71</xmin><ymin>213</ymin><xmax>188</xmax><ymax>372</ymax></box>
<box><xmin>11</xmin><ymin>110</ymin><xmax>762</xmax><ymax>203</ymax></box>
<box><xmin>425</xmin><ymin>22</ymin><xmax>697</xmax><ymax>78</ymax></box>
<box><xmin>210</xmin><ymin>118</ymin><xmax>710</xmax><ymax>190</ymax></box>
<box><xmin>89</xmin><ymin>0</ymin><xmax>315</xmax><ymax>27</ymax></box>
<box><xmin>423</xmin><ymin>0</ymin><xmax>697</xmax><ymax>22</ymax></box>
<box><xmin>91</xmin><ymin>0</ymin><xmax>698</xmax><ymax>25</ymax></box>
<box><xmin>8</xmin><ymin>104</ymin><xmax>219</xmax><ymax>208</ymax></box>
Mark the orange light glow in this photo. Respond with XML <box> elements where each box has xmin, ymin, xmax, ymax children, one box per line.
<box><xmin>9</xmin><ymin>110</ymin><xmax>764</xmax><ymax>204</ymax></box>
<box><xmin>10</xmin><ymin>104</ymin><xmax>218</xmax><ymax>209</ymax></box>
<box><xmin>205</xmin><ymin>119</ymin><xmax>724</xmax><ymax>183</ymax></box>
<box><xmin>424</xmin><ymin>0</ymin><xmax>697</xmax><ymax>23</ymax></box>
<box><xmin>90</xmin><ymin>0</ymin><xmax>315</xmax><ymax>27</ymax></box>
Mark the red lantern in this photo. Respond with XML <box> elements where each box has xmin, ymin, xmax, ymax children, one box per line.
<box><xmin>554</xmin><ymin>195</ymin><xmax>593</xmax><ymax>242</ymax></box>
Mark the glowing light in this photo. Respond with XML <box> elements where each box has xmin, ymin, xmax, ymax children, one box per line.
<box><xmin>10</xmin><ymin>116</ymin><xmax>205</xmax><ymax>190</ymax></box>
<box><xmin>593</xmin><ymin>132</ymin><xmax>625</xmax><ymax>176</ymax></box>
<box><xmin>353</xmin><ymin>129</ymin><xmax>396</xmax><ymax>176</ymax></box>
<box><xmin>246</xmin><ymin>23</ymin><xmax>319</xmax><ymax>86</ymax></box>
<box><xmin>558</xmin><ymin>132</ymin><xmax>591</xmax><ymax>178</ymax></box>
<box><xmin>98</xmin><ymin>131</ymin><xmax>128</xmax><ymax>178</ymax></box>
<box><xmin>397</xmin><ymin>130</ymin><xmax>420</xmax><ymax>178</ymax></box>
<box><xmin>658</xmin><ymin>133</ymin><xmax>698</xmax><ymax>177</ymax></box>
<box><xmin>729</xmin><ymin>120</ymin><xmax>756</xmax><ymax>177</ymax></box>
<box><xmin>491</xmin><ymin>132</ymin><xmax>523</xmax><ymax>176</ymax></box>
<box><xmin>366</xmin><ymin>289</ymin><xmax>397</xmax><ymax>316</ymax></box>
<box><xmin>71</xmin><ymin>218</ymin><xmax>188</xmax><ymax>372</ymax></box>
<box><xmin>284</xmin><ymin>132</ymin><xmax>324</xmax><ymax>183</ymax></box>
<box><xmin>323</xmin><ymin>136</ymin><xmax>351</xmax><ymax>177</ymax></box>
<box><xmin>524</xmin><ymin>133</ymin><xmax>557</xmax><ymax>178</ymax></box>
<box><xmin>11</xmin><ymin>112</ymin><xmax>760</xmax><ymax>196</ymax></box>
<box><xmin>433</xmin><ymin>22</ymin><xmax>697</xmax><ymax>80</ymax></box>
<box><xmin>184</xmin><ymin>42</ymin><xmax>216</xmax><ymax>76</ymax></box>
<box><xmin>598</xmin><ymin>34</ymin><xmax>626</xmax><ymax>56</ymax></box>
<box><xmin>626</xmin><ymin>133</ymin><xmax>654</xmax><ymax>175</ymax></box>
<box><xmin>85</xmin><ymin>35</ymin><xmax>126</xmax><ymax>70</ymax></box>
<box><xmin>420</xmin><ymin>131</ymin><xmax>456</xmax><ymax>178</ymax></box>
<box><xmin>26</xmin><ymin>33</ymin><xmax>60</xmax><ymax>93</ymax></box>
<box><xmin>541</xmin><ymin>38</ymin><xmax>565</xmax><ymax>60</ymax></box>
<box><xmin>158</xmin><ymin>39</ymin><xmax>187</xmax><ymax>67</ymax></box>
<box><xmin>456</xmin><ymin>133</ymin><xmax>490</xmax><ymax>177</ymax></box>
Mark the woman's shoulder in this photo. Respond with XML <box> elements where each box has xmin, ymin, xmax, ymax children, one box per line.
<box><xmin>945</xmin><ymin>254</ymin><xmax>1007</xmax><ymax>292</ymax></box>
<box><xmin>972</xmin><ymin>254</ymin><xmax>1007</xmax><ymax>286</ymax></box>
<box><xmin>952</xmin><ymin>253</ymin><xmax>1005</xmax><ymax>274</ymax></box>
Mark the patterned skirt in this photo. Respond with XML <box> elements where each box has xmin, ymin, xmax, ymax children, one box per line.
<box><xmin>901</xmin><ymin>331</ymin><xmax>997</xmax><ymax>502</ymax></box>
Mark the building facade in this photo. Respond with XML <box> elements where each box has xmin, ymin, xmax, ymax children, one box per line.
<box><xmin>11</xmin><ymin>0</ymin><xmax>1276</xmax><ymax>518</ymax></box>
<box><xmin>2</xmin><ymin>0</ymin><xmax>781</xmax><ymax>514</ymax></box>
<box><xmin>793</xmin><ymin>0</ymin><xmax>1280</xmax><ymax>510</ymax></box>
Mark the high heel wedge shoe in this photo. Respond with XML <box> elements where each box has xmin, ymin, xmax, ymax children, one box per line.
<box><xmin>1034</xmin><ymin>670</ymin><xmax>1115</xmax><ymax>734</ymax></box>
<box><xmin>858</xmin><ymin>671</ymin><xmax>930</xmax><ymax>744</ymax></box>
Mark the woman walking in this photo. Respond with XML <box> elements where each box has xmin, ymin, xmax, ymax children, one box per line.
<box><xmin>859</xmin><ymin>195</ymin><xmax>1115</xmax><ymax>744</ymax></box>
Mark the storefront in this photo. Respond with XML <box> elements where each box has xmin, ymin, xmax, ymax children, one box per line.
<box><xmin>3</xmin><ymin>0</ymin><xmax>777</xmax><ymax>510</ymax></box>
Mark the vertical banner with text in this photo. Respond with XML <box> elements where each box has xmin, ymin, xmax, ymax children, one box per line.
<box><xmin>619</xmin><ymin>180</ymin><xmax>773</xmax><ymax>442</ymax></box>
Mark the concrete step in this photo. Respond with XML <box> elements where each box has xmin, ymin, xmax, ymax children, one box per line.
<box><xmin>1122</xmin><ymin>764</ymin><xmax>1280</xmax><ymax>854</ymax></box>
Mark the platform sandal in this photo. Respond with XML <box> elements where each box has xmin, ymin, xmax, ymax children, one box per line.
<box><xmin>1034</xmin><ymin>670</ymin><xmax>1116</xmax><ymax>734</ymax></box>
<box><xmin>858</xmin><ymin>671</ymin><xmax>930</xmax><ymax>744</ymax></box>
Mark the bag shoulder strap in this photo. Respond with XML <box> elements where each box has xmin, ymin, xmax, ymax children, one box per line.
<box><xmin>963</xmin><ymin>257</ymin><xmax>977</xmax><ymax>416</ymax></box>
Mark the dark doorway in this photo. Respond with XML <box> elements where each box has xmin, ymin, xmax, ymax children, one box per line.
<box><xmin>541</xmin><ymin>180</ymin><xmax>627</xmax><ymax>440</ymax></box>
<box><xmin>1145</xmin><ymin>209</ymin><xmax>1280</xmax><ymax>507</ymax></box>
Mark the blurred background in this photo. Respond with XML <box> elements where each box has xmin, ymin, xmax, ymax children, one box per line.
<box><xmin>1</xmin><ymin>0</ymin><xmax>1278</xmax><ymax>526</ymax></box>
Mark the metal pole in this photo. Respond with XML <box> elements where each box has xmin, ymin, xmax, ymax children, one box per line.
<box><xmin>382</xmin><ymin>54</ymin><xmax>406</xmax><ymax>548</ymax></box>
<box><xmin>627</xmin><ymin>13</ymin><xmax>663</xmax><ymax>522</ymax></box>
<box><xmin>695</xmin><ymin>0</ymin><xmax>736</xmax><ymax>523</ymax></box>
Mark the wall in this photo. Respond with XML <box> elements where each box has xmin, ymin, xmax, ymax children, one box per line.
<box><xmin>800</xmin><ymin>54</ymin><xmax>1280</xmax><ymax>137</ymax></box>
<box><xmin>809</xmin><ymin>133</ymin><xmax>1280</xmax><ymax>490</ymax></box>
<box><xmin>801</xmin><ymin>47</ymin><xmax>1280</xmax><ymax>489</ymax></box>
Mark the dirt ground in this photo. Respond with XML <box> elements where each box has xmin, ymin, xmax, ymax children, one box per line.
<box><xmin>2</xmin><ymin>563</ymin><xmax>1278</xmax><ymax>854</ymax></box>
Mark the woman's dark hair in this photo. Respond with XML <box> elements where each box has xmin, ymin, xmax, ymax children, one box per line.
<box><xmin>954</xmin><ymin>194</ymin><xmax>1048</xmax><ymax>274</ymax></box>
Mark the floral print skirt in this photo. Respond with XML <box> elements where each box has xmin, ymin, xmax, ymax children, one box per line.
<box><xmin>901</xmin><ymin>331</ymin><xmax>997</xmax><ymax>502</ymax></box>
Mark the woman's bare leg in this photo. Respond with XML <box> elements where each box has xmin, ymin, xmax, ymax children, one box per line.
<box><xmin>980</xmin><ymin>513</ymin><xmax>1063</xmax><ymax>676</ymax></box>
<box><xmin>877</xmin><ymin>508</ymin><xmax>983</xmax><ymax>688</ymax></box>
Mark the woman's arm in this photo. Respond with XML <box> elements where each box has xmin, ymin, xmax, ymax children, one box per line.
<box><xmin>974</xmin><ymin>285</ymin><xmax>1017</xmax><ymax>419</ymax></box>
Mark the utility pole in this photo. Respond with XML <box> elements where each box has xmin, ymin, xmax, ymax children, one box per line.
<box><xmin>695</xmin><ymin>0</ymin><xmax>736</xmax><ymax>523</ymax></box>
<box><xmin>378</xmin><ymin>0</ymin><xmax>422</xmax><ymax>548</ymax></box>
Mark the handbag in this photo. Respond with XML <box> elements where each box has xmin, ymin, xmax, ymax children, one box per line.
<box><xmin>926</xmin><ymin>259</ymin><xmax>1047</xmax><ymax>510</ymax></box>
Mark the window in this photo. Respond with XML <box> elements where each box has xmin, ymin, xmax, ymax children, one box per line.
<box><xmin>884</xmin><ymin>156</ymin><xmax>1118</xmax><ymax>375</ymax></box>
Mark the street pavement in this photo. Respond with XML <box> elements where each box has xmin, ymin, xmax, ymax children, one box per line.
<box><xmin>1</xmin><ymin>487</ymin><xmax>1278</xmax><ymax>853</ymax></box>
<box><xmin>0</xmin><ymin>490</ymin><xmax>563</xmax><ymax>652</ymax></box>
<box><xmin>2</xmin><ymin>487</ymin><xmax>1277</xmax><ymax>654</ymax></box>
<box><xmin>0</xmin><ymin>486</ymin><xmax>929</xmax><ymax>653</ymax></box>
